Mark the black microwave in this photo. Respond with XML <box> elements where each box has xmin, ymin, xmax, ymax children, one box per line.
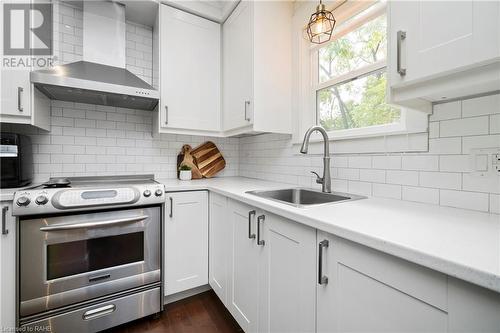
<box><xmin>1</xmin><ymin>133</ymin><xmax>33</xmax><ymax>188</ymax></box>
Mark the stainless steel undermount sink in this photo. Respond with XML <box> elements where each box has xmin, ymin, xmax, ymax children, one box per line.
<box><xmin>246</xmin><ymin>188</ymin><xmax>365</xmax><ymax>208</ymax></box>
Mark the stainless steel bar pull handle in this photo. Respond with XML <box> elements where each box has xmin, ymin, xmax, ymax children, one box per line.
<box><xmin>396</xmin><ymin>30</ymin><xmax>406</xmax><ymax>76</ymax></box>
<box><xmin>165</xmin><ymin>105</ymin><xmax>169</xmax><ymax>125</ymax></box>
<box><xmin>82</xmin><ymin>304</ymin><xmax>116</xmax><ymax>321</ymax></box>
<box><xmin>17</xmin><ymin>87</ymin><xmax>24</xmax><ymax>112</ymax></box>
<box><xmin>169</xmin><ymin>197</ymin><xmax>173</xmax><ymax>218</ymax></box>
<box><xmin>244</xmin><ymin>100</ymin><xmax>251</xmax><ymax>121</ymax></box>
<box><xmin>318</xmin><ymin>239</ymin><xmax>329</xmax><ymax>285</ymax></box>
<box><xmin>2</xmin><ymin>206</ymin><xmax>9</xmax><ymax>235</ymax></box>
<box><xmin>39</xmin><ymin>215</ymin><xmax>149</xmax><ymax>231</ymax></box>
<box><xmin>257</xmin><ymin>214</ymin><xmax>265</xmax><ymax>246</ymax></box>
<box><xmin>248</xmin><ymin>210</ymin><xmax>256</xmax><ymax>239</ymax></box>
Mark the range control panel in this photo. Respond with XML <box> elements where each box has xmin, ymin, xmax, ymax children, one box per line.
<box><xmin>12</xmin><ymin>183</ymin><xmax>166</xmax><ymax>216</ymax></box>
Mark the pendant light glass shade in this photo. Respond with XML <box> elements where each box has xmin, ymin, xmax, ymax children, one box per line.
<box><xmin>307</xmin><ymin>1</ymin><xmax>336</xmax><ymax>44</ymax></box>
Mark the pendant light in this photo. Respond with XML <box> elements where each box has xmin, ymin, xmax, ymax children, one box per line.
<box><xmin>306</xmin><ymin>0</ymin><xmax>337</xmax><ymax>44</ymax></box>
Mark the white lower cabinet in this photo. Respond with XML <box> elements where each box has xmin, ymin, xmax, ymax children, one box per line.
<box><xmin>317</xmin><ymin>231</ymin><xmax>448</xmax><ymax>333</ymax></box>
<box><xmin>258</xmin><ymin>212</ymin><xmax>316</xmax><ymax>333</ymax></box>
<box><xmin>209</xmin><ymin>195</ymin><xmax>500</xmax><ymax>333</ymax></box>
<box><xmin>164</xmin><ymin>191</ymin><xmax>208</xmax><ymax>296</ymax></box>
<box><xmin>208</xmin><ymin>192</ymin><xmax>230</xmax><ymax>306</ymax></box>
<box><xmin>227</xmin><ymin>199</ymin><xmax>261</xmax><ymax>332</ymax></box>
<box><xmin>0</xmin><ymin>202</ymin><xmax>15</xmax><ymax>330</ymax></box>
<box><xmin>316</xmin><ymin>231</ymin><xmax>500</xmax><ymax>333</ymax></box>
<box><xmin>223</xmin><ymin>199</ymin><xmax>316</xmax><ymax>333</ymax></box>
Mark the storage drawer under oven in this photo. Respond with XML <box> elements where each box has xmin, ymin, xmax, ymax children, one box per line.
<box><xmin>20</xmin><ymin>287</ymin><xmax>161</xmax><ymax>333</ymax></box>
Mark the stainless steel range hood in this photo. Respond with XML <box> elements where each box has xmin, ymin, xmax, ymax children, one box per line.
<box><xmin>31</xmin><ymin>1</ymin><xmax>159</xmax><ymax>110</ymax></box>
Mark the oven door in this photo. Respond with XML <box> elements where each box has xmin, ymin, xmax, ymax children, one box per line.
<box><xmin>19</xmin><ymin>206</ymin><xmax>161</xmax><ymax>317</ymax></box>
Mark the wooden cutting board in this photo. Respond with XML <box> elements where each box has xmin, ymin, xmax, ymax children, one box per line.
<box><xmin>191</xmin><ymin>141</ymin><xmax>226</xmax><ymax>178</ymax></box>
<box><xmin>177</xmin><ymin>144</ymin><xmax>203</xmax><ymax>179</ymax></box>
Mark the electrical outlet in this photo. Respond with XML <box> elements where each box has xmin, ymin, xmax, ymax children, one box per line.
<box><xmin>470</xmin><ymin>148</ymin><xmax>500</xmax><ymax>177</ymax></box>
<box><xmin>493</xmin><ymin>153</ymin><xmax>500</xmax><ymax>174</ymax></box>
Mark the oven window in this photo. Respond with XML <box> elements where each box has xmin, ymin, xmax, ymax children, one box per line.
<box><xmin>46</xmin><ymin>232</ymin><xmax>144</xmax><ymax>280</ymax></box>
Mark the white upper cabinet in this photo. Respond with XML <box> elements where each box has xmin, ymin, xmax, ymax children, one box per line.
<box><xmin>1</xmin><ymin>71</ymin><xmax>31</xmax><ymax>118</ymax></box>
<box><xmin>222</xmin><ymin>1</ymin><xmax>254</xmax><ymax>130</ymax></box>
<box><xmin>0</xmin><ymin>0</ymin><xmax>50</xmax><ymax>131</ymax></box>
<box><xmin>222</xmin><ymin>1</ymin><xmax>293</xmax><ymax>136</ymax></box>
<box><xmin>158</xmin><ymin>5</ymin><xmax>221</xmax><ymax>135</ymax></box>
<box><xmin>0</xmin><ymin>69</ymin><xmax>51</xmax><ymax>131</ymax></box>
<box><xmin>388</xmin><ymin>1</ymin><xmax>500</xmax><ymax>111</ymax></box>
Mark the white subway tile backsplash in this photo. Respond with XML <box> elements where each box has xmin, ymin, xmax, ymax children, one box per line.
<box><xmin>462</xmin><ymin>135</ymin><xmax>500</xmax><ymax>153</ymax></box>
<box><xmin>348</xmin><ymin>156</ymin><xmax>372</xmax><ymax>168</ymax></box>
<box><xmin>337</xmin><ymin>168</ymin><xmax>360</xmax><ymax>181</ymax></box>
<box><xmin>440</xmin><ymin>190</ymin><xmax>489</xmax><ymax>212</ymax></box>
<box><xmin>429</xmin><ymin>122</ymin><xmax>440</xmax><ymax>138</ymax></box>
<box><xmin>439</xmin><ymin>155</ymin><xmax>471</xmax><ymax>173</ymax></box>
<box><xmin>372</xmin><ymin>183</ymin><xmax>401</xmax><ymax>199</ymax></box>
<box><xmin>462</xmin><ymin>173</ymin><xmax>500</xmax><ymax>194</ymax></box>
<box><xmin>428</xmin><ymin>137</ymin><xmax>462</xmax><ymax>154</ymax></box>
<box><xmin>348</xmin><ymin>181</ymin><xmax>372</xmax><ymax>196</ymax></box>
<box><xmin>402</xmin><ymin>155</ymin><xmax>439</xmax><ymax>171</ymax></box>
<box><xmin>490</xmin><ymin>194</ymin><xmax>500</xmax><ymax>214</ymax></box>
<box><xmin>359</xmin><ymin>169</ymin><xmax>386</xmax><ymax>183</ymax></box>
<box><xmin>372</xmin><ymin>155</ymin><xmax>401</xmax><ymax>170</ymax></box>
<box><xmin>430</xmin><ymin>101</ymin><xmax>461</xmax><ymax>121</ymax></box>
<box><xmin>419</xmin><ymin>172</ymin><xmax>461</xmax><ymax>190</ymax></box>
<box><xmin>402</xmin><ymin>186</ymin><xmax>440</xmax><ymax>205</ymax></box>
<box><xmin>462</xmin><ymin>94</ymin><xmax>500</xmax><ymax>117</ymax></box>
<box><xmin>489</xmin><ymin>114</ymin><xmax>500</xmax><ymax>134</ymax></box>
<box><xmin>386</xmin><ymin>170</ymin><xmax>419</xmax><ymax>186</ymax></box>
<box><xmin>439</xmin><ymin>116</ymin><xmax>489</xmax><ymax>137</ymax></box>
<box><xmin>239</xmin><ymin>93</ymin><xmax>498</xmax><ymax>213</ymax></box>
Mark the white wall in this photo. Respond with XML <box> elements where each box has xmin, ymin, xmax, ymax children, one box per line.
<box><xmin>1</xmin><ymin>101</ymin><xmax>239</xmax><ymax>182</ymax></box>
<box><xmin>240</xmin><ymin>94</ymin><xmax>500</xmax><ymax>214</ymax></box>
<box><xmin>0</xmin><ymin>2</ymin><xmax>239</xmax><ymax>182</ymax></box>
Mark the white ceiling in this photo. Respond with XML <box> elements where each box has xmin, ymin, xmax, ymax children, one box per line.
<box><xmin>162</xmin><ymin>0</ymin><xmax>239</xmax><ymax>23</ymax></box>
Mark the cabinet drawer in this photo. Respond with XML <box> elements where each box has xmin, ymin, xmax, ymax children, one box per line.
<box><xmin>21</xmin><ymin>288</ymin><xmax>160</xmax><ymax>333</ymax></box>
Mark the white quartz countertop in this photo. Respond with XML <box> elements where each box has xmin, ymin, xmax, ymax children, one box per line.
<box><xmin>2</xmin><ymin>177</ymin><xmax>499</xmax><ymax>293</ymax></box>
<box><xmin>160</xmin><ymin>177</ymin><xmax>500</xmax><ymax>293</ymax></box>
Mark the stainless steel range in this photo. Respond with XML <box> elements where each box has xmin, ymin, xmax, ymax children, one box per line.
<box><xmin>12</xmin><ymin>175</ymin><xmax>165</xmax><ymax>332</ymax></box>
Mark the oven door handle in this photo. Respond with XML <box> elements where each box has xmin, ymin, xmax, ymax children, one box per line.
<box><xmin>39</xmin><ymin>215</ymin><xmax>149</xmax><ymax>232</ymax></box>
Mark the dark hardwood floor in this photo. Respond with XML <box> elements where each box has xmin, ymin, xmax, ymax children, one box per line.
<box><xmin>105</xmin><ymin>290</ymin><xmax>243</xmax><ymax>333</ymax></box>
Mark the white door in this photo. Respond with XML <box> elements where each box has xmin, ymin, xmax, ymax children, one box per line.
<box><xmin>165</xmin><ymin>191</ymin><xmax>208</xmax><ymax>296</ymax></box>
<box><xmin>0</xmin><ymin>203</ymin><xmax>15</xmax><ymax>330</ymax></box>
<box><xmin>258</xmin><ymin>212</ymin><xmax>316</xmax><ymax>333</ymax></box>
<box><xmin>316</xmin><ymin>231</ymin><xmax>448</xmax><ymax>333</ymax></box>
<box><xmin>228</xmin><ymin>200</ymin><xmax>260</xmax><ymax>332</ymax></box>
<box><xmin>389</xmin><ymin>1</ymin><xmax>500</xmax><ymax>86</ymax></box>
<box><xmin>222</xmin><ymin>1</ymin><xmax>253</xmax><ymax>131</ymax></box>
<box><xmin>160</xmin><ymin>5</ymin><xmax>221</xmax><ymax>132</ymax></box>
<box><xmin>208</xmin><ymin>192</ymin><xmax>229</xmax><ymax>305</ymax></box>
<box><xmin>0</xmin><ymin>70</ymin><xmax>31</xmax><ymax>117</ymax></box>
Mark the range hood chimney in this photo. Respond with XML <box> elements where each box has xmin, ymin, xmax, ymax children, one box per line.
<box><xmin>31</xmin><ymin>1</ymin><xmax>159</xmax><ymax>110</ymax></box>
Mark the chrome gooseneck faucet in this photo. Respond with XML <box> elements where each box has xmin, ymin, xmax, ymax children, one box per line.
<box><xmin>300</xmin><ymin>125</ymin><xmax>332</xmax><ymax>193</ymax></box>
